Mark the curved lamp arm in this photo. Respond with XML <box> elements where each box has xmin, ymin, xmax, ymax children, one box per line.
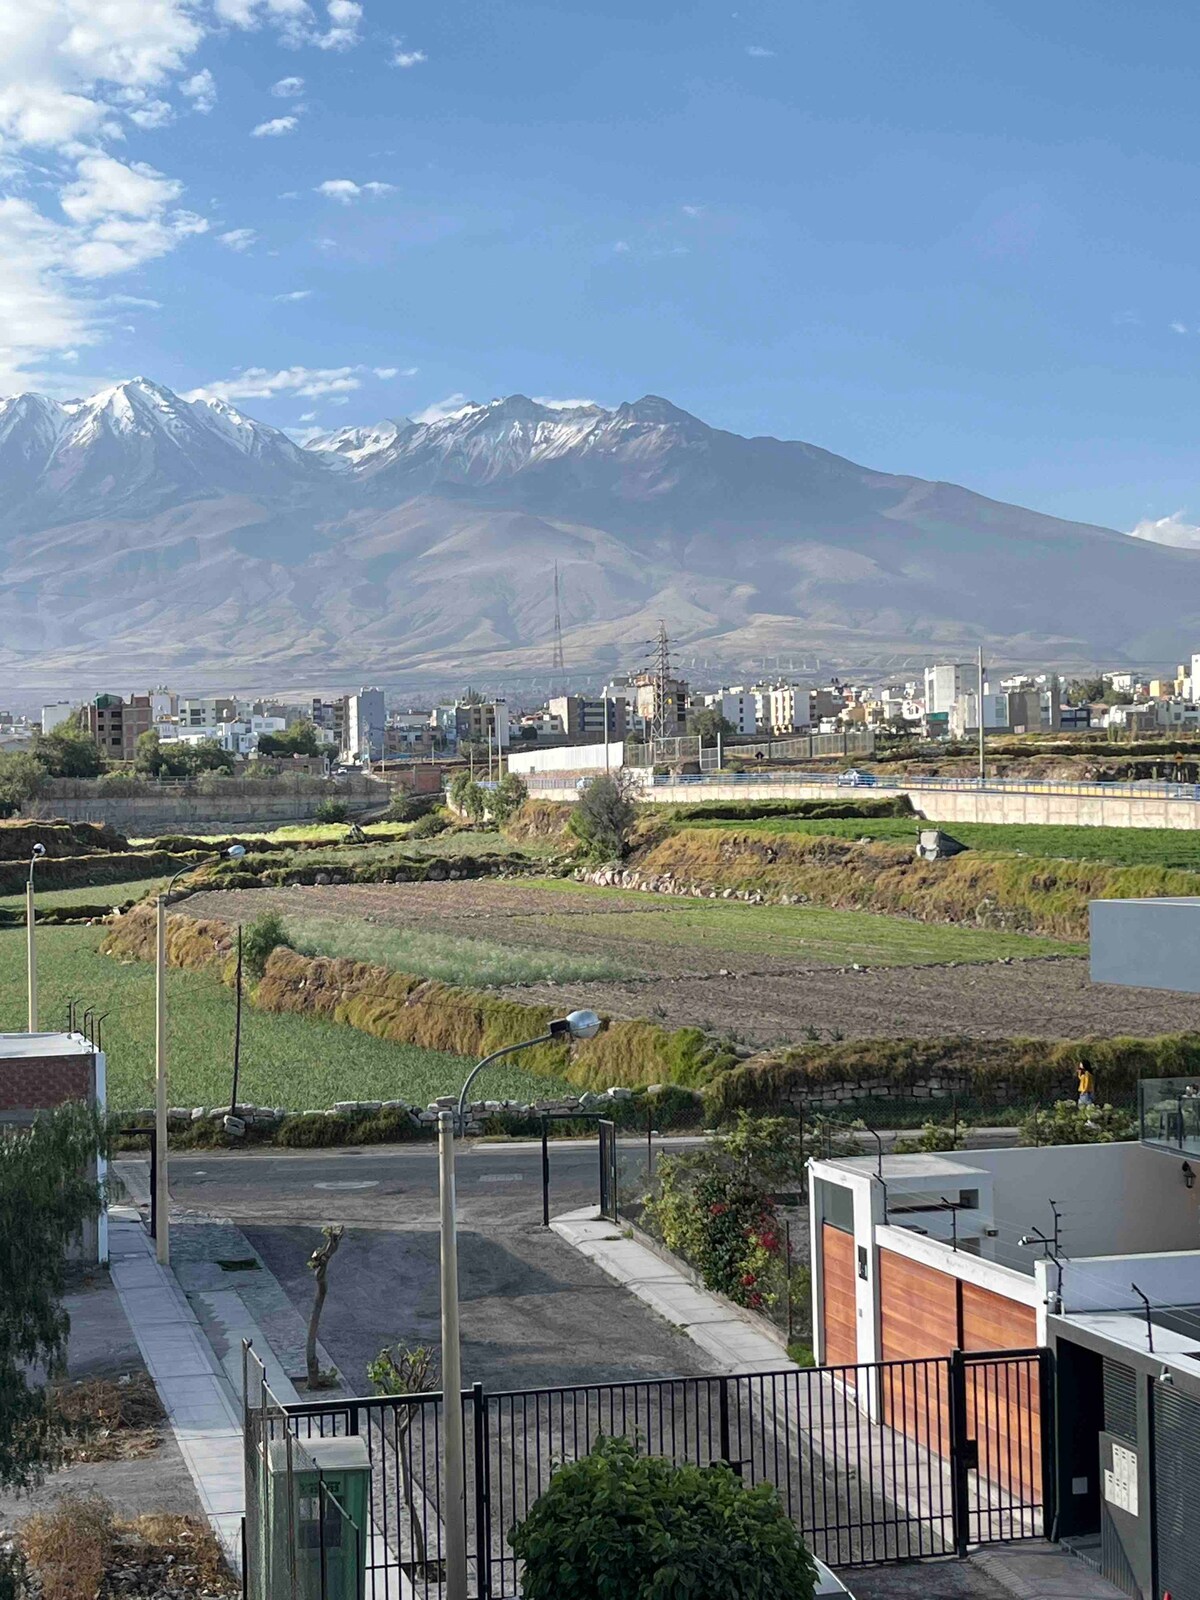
<box><xmin>457</xmin><ymin>1034</ymin><xmax>554</xmax><ymax>1133</ymax></box>
<box><xmin>164</xmin><ymin>843</ymin><xmax>247</xmax><ymax>904</ymax></box>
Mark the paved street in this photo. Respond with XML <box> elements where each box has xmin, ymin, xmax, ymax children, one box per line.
<box><xmin>168</xmin><ymin>1141</ymin><xmax>708</xmax><ymax>1392</ymax></box>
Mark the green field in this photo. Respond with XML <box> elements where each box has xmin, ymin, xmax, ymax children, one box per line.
<box><xmin>0</xmin><ymin>925</ymin><xmax>569</xmax><ymax>1111</ymax></box>
<box><xmin>686</xmin><ymin>815</ymin><xmax>1200</xmax><ymax>869</ymax></box>
<box><xmin>285</xmin><ymin>913</ymin><xmax>630</xmax><ymax>985</ymax></box>
<box><xmin>0</xmin><ymin>876</ymin><xmax>167</xmax><ymax>914</ymax></box>
<box><xmin>523</xmin><ymin>884</ymin><xmax>1081</xmax><ymax>966</ymax></box>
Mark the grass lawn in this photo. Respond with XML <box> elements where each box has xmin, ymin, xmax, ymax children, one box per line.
<box><xmin>285</xmin><ymin>913</ymin><xmax>631</xmax><ymax>985</ymax></box>
<box><xmin>0</xmin><ymin>925</ymin><xmax>569</xmax><ymax>1112</ymax></box>
<box><xmin>512</xmin><ymin>879</ymin><xmax>1082</xmax><ymax>965</ymax></box>
<box><xmin>685</xmin><ymin>815</ymin><xmax>1200</xmax><ymax>869</ymax></box>
<box><xmin>0</xmin><ymin>876</ymin><xmax>167</xmax><ymax>914</ymax></box>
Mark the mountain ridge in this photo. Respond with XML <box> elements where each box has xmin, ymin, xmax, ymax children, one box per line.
<box><xmin>0</xmin><ymin>378</ymin><xmax>1194</xmax><ymax>691</ymax></box>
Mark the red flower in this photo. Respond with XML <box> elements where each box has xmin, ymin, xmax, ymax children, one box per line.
<box><xmin>758</xmin><ymin>1231</ymin><xmax>778</xmax><ymax>1253</ymax></box>
<box><xmin>709</xmin><ymin>1202</ymin><xmax>728</xmax><ymax>1216</ymax></box>
<box><xmin>740</xmin><ymin>1272</ymin><xmax>757</xmax><ymax>1287</ymax></box>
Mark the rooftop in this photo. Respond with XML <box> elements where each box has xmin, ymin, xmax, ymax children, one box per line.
<box><xmin>0</xmin><ymin>1031</ymin><xmax>95</xmax><ymax>1059</ymax></box>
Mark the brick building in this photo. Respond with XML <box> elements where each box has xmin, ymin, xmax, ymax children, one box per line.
<box><xmin>85</xmin><ymin>693</ymin><xmax>153</xmax><ymax>760</ymax></box>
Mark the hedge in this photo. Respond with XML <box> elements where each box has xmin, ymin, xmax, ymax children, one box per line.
<box><xmin>0</xmin><ymin>849</ymin><xmax>200</xmax><ymax>896</ymax></box>
<box><xmin>101</xmin><ymin>905</ymin><xmax>741</xmax><ymax>1092</ymax></box>
<box><xmin>0</xmin><ymin>819</ymin><xmax>130</xmax><ymax>859</ymax></box>
<box><xmin>707</xmin><ymin>1033</ymin><xmax>1200</xmax><ymax>1116</ymax></box>
<box><xmin>657</xmin><ymin>796</ymin><xmax>915</xmax><ymax>823</ymax></box>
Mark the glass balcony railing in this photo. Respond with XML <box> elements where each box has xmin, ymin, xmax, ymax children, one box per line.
<box><xmin>1140</xmin><ymin>1077</ymin><xmax>1200</xmax><ymax>1156</ymax></box>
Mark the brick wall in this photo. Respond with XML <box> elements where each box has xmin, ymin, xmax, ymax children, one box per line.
<box><xmin>0</xmin><ymin>1054</ymin><xmax>94</xmax><ymax>1113</ymax></box>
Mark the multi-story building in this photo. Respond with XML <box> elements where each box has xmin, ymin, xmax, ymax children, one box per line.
<box><xmin>703</xmin><ymin>690</ymin><xmax>757</xmax><ymax>736</ymax></box>
<box><xmin>948</xmin><ymin>690</ymin><xmax>1010</xmax><ymax>738</ymax></box>
<box><xmin>41</xmin><ymin>702</ymin><xmax>75</xmax><ymax>733</ymax></box>
<box><xmin>454</xmin><ymin>699</ymin><xmax>510</xmax><ymax>750</ymax></box>
<box><xmin>384</xmin><ymin>712</ymin><xmax>434</xmax><ymax>758</ymax></box>
<box><xmin>548</xmin><ymin>694</ymin><xmax>627</xmax><ymax>742</ymax></box>
<box><xmin>178</xmin><ymin>696</ymin><xmax>236</xmax><ymax>730</ymax></box>
<box><xmin>630</xmin><ymin>673</ymin><xmax>689</xmax><ymax>737</ymax></box>
<box><xmin>765</xmin><ymin>684</ymin><xmax>842</xmax><ymax>734</ymax></box>
<box><xmin>924</xmin><ymin>662</ymin><xmax>980</xmax><ymax>716</ymax></box>
<box><xmin>345</xmin><ymin>687</ymin><xmax>386</xmax><ymax>763</ymax></box>
<box><xmin>85</xmin><ymin>693</ymin><xmax>153</xmax><ymax>760</ymax></box>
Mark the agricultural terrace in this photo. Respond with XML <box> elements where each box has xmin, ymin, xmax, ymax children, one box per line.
<box><xmin>175</xmin><ymin>875</ymin><xmax>1200</xmax><ymax>1050</ymax></box>
<box><xmin>679</xmin><ymin>815</ymin><xmax>1200</xmax><ymax>871</ymax></box>
<box><xmin>0</xmin><ymin>923</ymin><xmax>562</xmax><ymax>1113</ymax></box>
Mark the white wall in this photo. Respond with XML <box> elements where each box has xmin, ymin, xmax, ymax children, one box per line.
<box><xmin>1090</xmin><ymin>897</ymin><xmax>1200</xmax><ymax>993</ymax></box>
<box><xmin>965</xmin><ymin>1142</ymin><xmax>1200</xmax><ymax>1259</ymax></box>
<box><xmin>507</xmin><ymin>741</ymin><xmax>626</xmax><ymax>775</ymax></box>
<box><xmin>1055</xmin><ymin>1251</ymin><xmax>1200</xmax><ymax>1315</ymax></box>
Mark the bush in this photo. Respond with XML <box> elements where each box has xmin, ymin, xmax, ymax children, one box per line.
<box><xmin>385</xmin><ymin>790</ymin><xmax>437</xmax><ymax>823</ymax></box>
<box><xmin>315</xmin><ymin>798</ymin><xmax>349</xmax><ymax>824</ymax></box>
<box><xmin>1020</xmin><ymin>1101</ymin><xmax>1137</xmax><ymax>1146</ymax></box>
<box><xmin>510</xmin><ymin>1436</ymin><xmax>817</xmax><ymax>1600</ymax></box>
<box><xmin>568</xmin><ymin>771</ymin><xmax>640</xmax><ymax>860</ymax></box>
<box><xmin>407</xmin><ymin>810</ymin><xmax>449</xmax><ymax>839</ymax></box>
<box><xmin>488</xmin><ymin>772</ymin><xmax>528</xmax><ymax>826</ymax></box>
<box><xmin>242</xmin><ymin>911</ymin><xmax>292</xmax><ymax>979</ymax></box>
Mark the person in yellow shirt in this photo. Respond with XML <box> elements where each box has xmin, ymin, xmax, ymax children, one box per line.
<box><xmin>1077</xmin><ymin>1060</ymin><xmax>1095</xmax><ymax>1108</ymax></box>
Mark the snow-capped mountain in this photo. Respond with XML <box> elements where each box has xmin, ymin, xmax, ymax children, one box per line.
<box><xmin>1</xmin><ymin>379</ymin><xmax>1198</xmax><ymax>688</ymax></box>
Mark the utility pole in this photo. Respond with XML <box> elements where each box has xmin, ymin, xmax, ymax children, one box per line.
<box><xmin>651</xmin><ymin>619</ymin><xmax>672</xmax><ymax>744</ymax></box>
<box><xmin>977</xmin><ymin>643</ymin><xmax>986</xmax><ymax>784</ymax></box>
<box><xmin>438</xmin><ymin>1112</ymin><xmax>468</xmax><ymax>1600</ymax></box>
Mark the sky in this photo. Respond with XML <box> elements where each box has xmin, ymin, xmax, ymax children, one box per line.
<box><xmin>4</xmin><ymin>1</ymin><xmax>1200</xmax><ymax>542</ymax></box>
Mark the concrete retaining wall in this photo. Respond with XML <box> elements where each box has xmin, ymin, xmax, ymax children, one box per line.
<box><xmin>527</xmin><ymin>775</ymin><xmax>1200</xmax><ymax>829</ymax></box>
<box><xmin>21</xmin><ymin>778</ymin><xmax>390</xmax><ymax>835</ymax></box>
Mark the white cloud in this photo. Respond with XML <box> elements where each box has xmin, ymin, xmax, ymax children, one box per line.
<box><xmin>414</xmin><ymin>393</ymin><xmax>477</xmax><ymax>424</ymax></box>
<box><xmin>1171</xmin><ymin>320</ymin><xmax>1189</xmax><ymax>334</ymax></box>
<box><xmin>274</xmin><ymin>288</ymin><xmax>312</xmax><ymax>301</ymax></box>
<box><xmin>189</xmin><ymin>364</ymin><xmax>364</xmax><ymax>400</ymax></box>
<box><xmin>252</xmin><ymin>114</ymin><xmax>299</xmax><ymax>136</ymax></box>
<box><xmin>745</xmin><ymin>45</ymin><xmax>776</xmax><ymax>57</ymax></box>
<box><xmin>271</xmin><ymin>75</ymin><xmax>305</xmax><ymax>96</ymax></box>
<box><xmin>298</xmin><ymin>410</ymin><xmax>317</xmax><ymax>420</ymax></box>
<box><xmin>612</xmin><ymin>240</ymin><xmax>630</xmax><ymax>253</ymax></box>
<box><xmin>181</xmin><ymin>68</ymin><xmax>217</xmax><ymax>112</ymax></box>
<box><xmin>534</xmin><ymin>396</ymin><xmax>598</xmax><ymax>409</ymax></box>
<box><xmin>61</xmin><ymin>154</ymin><xmax>181</xmax><ymax>225</ymax></box>
<box><xmin>1129</xmin><ymin>511</ymin><xmax>1200</xmax><ymax>550</ymax></box>
<box><xmin>128</xmin><ymin>98</ymin><xmax>174</xmax><ymax>129</ymax></box>
<box><xmin>313</xmin><ymin>0</ymin><xmax>363</xmax><ymax>50</ymax></box>
<box><xmin>392</xmin><ymin>47</ymin><xmax>427</xmax><ymax>67</ymax></box>
<box><xmin>108</xmin><ymin>293</ymin><xmax>162</xmax><ymax>308</ymax></box>
<box><xmin>373</xmin><ymin>366</ymin><xmax>398</xmax><ymax>378</ymax></box>
<box><xmin>315</xmin><ymin>178</ymin><xmax>394</xmax><ymax>202</ymax></box>
<box><xmin>681</xmin><ymin>204</ymin><xmax>705</xmax><ymax>217</ymax></box>
<box><xmin>219</xmin><ymin>227</ymin><xmax>257</xmax><ymax>250</ymax></box>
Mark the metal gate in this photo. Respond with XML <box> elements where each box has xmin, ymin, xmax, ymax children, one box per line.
<box><xmin>597</xmin><ymin>1118</ymin><xmax>617</xmax><ymax>1220</ymax></box>
<box><xmin>267</xmin><ymin>1350</ymin><xmax>1053</xmax><ymax>1597</ymax></box>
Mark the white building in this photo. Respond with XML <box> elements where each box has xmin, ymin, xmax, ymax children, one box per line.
<box><xmin>710</xmin><ymin>690</ymin><xmax>758</xmax><ymax>735</ymax></box>
<box><xmin>924</xmin><ymin>662</ymin><xmax>980</xmax><ymax>716</ymax></box>
<box><xmin>346</xmin><ymin>687</ymin><xmax>386</xmax><ymax>762</ymax></box>
<box><xmin>41</xmin><ymin>701</ymin><xmax>75</xmax><ymax>733</ymax></box>
<box><xmin>949</xmin><ymin>690</ymin><xmax>1010</xmax><ymax>738</ymax></box>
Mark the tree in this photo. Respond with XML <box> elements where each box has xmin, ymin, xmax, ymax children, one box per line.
<box><xmin>29</xmin><ymin>726</ymin><xmax>104</xmax><ymax>778</ymax></box>
<box><xmin>305</xmin><ymin>1225</ymin><xmax>344</xmax><ymax>1389</ymax></box>
<box><xmin>509</xmin><ymin>1436</ymin><xmax>817</xmax><ymax>1600</ymax></box>
<box><xmin>488</xmin><ymin>771</ymin><xmax>528</xmax><ymax>826</ymax></box>
<box><xmin>368</xmin><ymin>1344</ymin><xmax>439</xmax><ymax>1565</ymax></box>
<box><xmin>691</xmin><ymin>706</ymin><xmax>735</xmax><ymax>742</ymax></box>
<box><xmin>568</xmin><ymin>770</ymin><xmax>640</xmax><ymax>860</ymax></box>
<box><xmin>448</xmin><ymin>770</ymin><xmax>487</xmax><ymax>824</ymax></box>
<box><xmin>257</xmin><ymin>721</ymin><xmax>322</xmax><ymax>758</ymax></box>
<box><xmin>0</xmin><ymin>1104</ymin><xmax>109</xmax><ymax>1489</ymax></box>
<box><xmin>243</xmin><ymin>911</ymin><xmax>291</xmax><ymax>978</ymax></box>
<box><xmin>315</xmin><ymin>798</ymin><xmax>349</xmax><ymax>823</ymax></box>
<box><xmin>1065</xmin><ymin>676</ymin><xmax>1107</xmax><ymax>706</ymax></box>
<box><xmin>0</xmin><ymin>752</ymin><xmax>45</xmax><ymax>817</ymax></box>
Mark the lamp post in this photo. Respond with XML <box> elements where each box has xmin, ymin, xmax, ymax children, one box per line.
<box><xmin>26</xmin><ymin>843</ymin><xmax>46</xmax><ymax>1031</ymax></box>
<box><xmin>441</xmin><ymin>1009</ymin><xmax>602</xmax><ymax>1600</ymax></box>
<box><xmin>155</xmin><ymin>844</ymin><xmax>246</xmax><ymax>1266</ymax></box>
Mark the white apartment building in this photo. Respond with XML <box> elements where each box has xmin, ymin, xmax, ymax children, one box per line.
<box><xmin>949</xmin><ymin>691</ymin><xmax>1010</xmax><ymax>738</ymax></box>
<box><xmin>707</xmin><ymin>690</ymin><xmax>758</xmax><ymax>735</ymax></box>
<box><xmin>924</xmin><ymin>662</ymin><xmax>980</xmax><ymax>716</ymax></box>
<box><xmin>41</xmin><ymin>701</ymin><xmax>75</xmax><ymax>733</ymax></box>
<box><xmin>346</xmin><ymin>687</ymin><xmax>386</xmax><ymax>762</ymax></box>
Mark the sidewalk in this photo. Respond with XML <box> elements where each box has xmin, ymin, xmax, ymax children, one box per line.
<box><xmin>551</xmin><ymin>1205</ymin><xmax>794</xmax><ymax>1372</ymax></box>
<box><xmin>974</xmin><ymin>1543</ymin><xmax>1129</xmax><ymax>1600</ymax></box>
<box><xmin>106</xmin><ymin>1206</ymin><xmax>244</xmax><ymax>1560</ymax></box>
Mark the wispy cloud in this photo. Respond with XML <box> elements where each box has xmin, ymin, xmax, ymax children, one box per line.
<box><xmin>392</xmin><ymin>46</ymin><xmax>427</xmax><ymax>67</ymax></box>
<box><xmin>1171</xmin><ymin>320</ymin><xmax>1189</xmax><ymax>334</ymax></box>
<box><xmin>613</xmin><ymin>240</ymin><xmax>631</xmax><ymax>254</ymax></box>
<box><xmin>534</xmin><ymin>396</ymin><xmax>598</xmax><ymax>410</ymax></box>
<box><xmin>274</xmin><ymin>289</ymin><xmax>313</xmax><ymax>302</ymax></box>
<box><xmin>253</xmin><ymin>115</ymin><xmax>300</xmax><ymax>138</ymax></box>
<box><xmin>1129</xmin><ymin>511</ymin><xmax>1200</xmax><ymax>549</ymax></box>
<box><xmin>681</xmin><ymin>204</ymin><xmax>705</xmax><ymax>217</ymax></box>
<box><xmin>373</xmin><ymin>366</ymin><xmax>398</xmax><ymax>378</ymax></box>
<box><xmin>315</xmin><ymin>179</ymin><xmax>395</xmax><ymax>202</ymax></box>
<box><xmin>188</xmin><ymin>365</ymin><xmax>365</xmax><ymax>401</ymax></box>
<box><xmin>271</xmin><ymin>76</ymin><xmax>306</xmax><ymax>98</ymax></box>
<box><xmin>128</xmin><ymin>99</ymin><xmax>174</xmax><ymax>129</ymax></box>
<box><xmin>414</xmin><ymin>393</ymin><xmax>477</xmax><ymax>424</ymax></box>
<box><xmin>745</xmin><ymin>45</ymin><xmax>776</xmax><ymax>57</ymax></box>
<box><xmin>219</xmin><ymin>227</ymin><xmax>258</xmax><ymax>251</ymax></box>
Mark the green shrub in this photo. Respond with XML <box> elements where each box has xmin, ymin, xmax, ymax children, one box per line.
<box><xmin>315</xmin><ymin>798</ymin><xmax>349</xmax><ymax>824</ymax></box>
<box><xmin>275</xmin><ymin>1112</ymin><xmax>351</xmax><ymax>1148</ymax></box>
<box><xmin>1019</xmin><ymin>1101</ymin><xmax>1137</xmax><ymax>1146</ymax></box>
<box><xmin>407</xmin><ymin>810</ymin><xmax>449</xmax><ymax>839</ymax></box>
<box><xmin>568</xmin><ymin>771</ymin><xmax>640</xmax><ymax>860</ymax></box>
<box><xmin>385</xmin><ymin>791</ymin><xmax>438</xmax><ymax>823</ymax></box>
<box><xmin>509</xmin><ymin>1436</ymin><xmax>817</xmax><ymax>1600</ymax></box>
<box><xmin>242</xmin><ymin>911</ymin><xmax>291</xmax><ymax>979</ymax></box>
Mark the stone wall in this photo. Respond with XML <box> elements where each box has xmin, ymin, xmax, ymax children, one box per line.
<box><xmin>21</xmin><ymin>776</ymin><xmax>390</xmax><ymax>835</ymax></box>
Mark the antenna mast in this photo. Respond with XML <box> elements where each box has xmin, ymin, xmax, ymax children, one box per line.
<box><xmin>651</xmin><ymin>619</ymin><xmax>672</xmax><ymax>741</ymax></box>
<box><xmin>552</xmin><ymin>563</ymin><xmax>567</xmax><ymax>692</ymax></box>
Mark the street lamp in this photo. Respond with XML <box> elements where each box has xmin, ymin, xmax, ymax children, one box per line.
<box><xmin>26</xmin><ymin>843</ymin><xmax>46</xmax><ymax>1031</ymax></box>
<box><xmin>440</xmin><ymin>1008</ymin><xmax>603</xmax><ymax>1600</ymax></box>
<box><xmin>154</xmin><ymin>844</ymin><xmax>246</xmax><ymax>1266</ymax></box>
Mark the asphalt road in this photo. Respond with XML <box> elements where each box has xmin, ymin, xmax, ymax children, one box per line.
<box><xmin>169</xmin><ymin>1140</ymin><xmax>708</xmax><ymax>1392</ymax></box>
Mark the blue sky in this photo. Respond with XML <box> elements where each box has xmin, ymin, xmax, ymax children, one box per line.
<box><xmin>5</xmin><ymin>1</ymin><xmax>1200</xmax><ymax>541</ymax></box>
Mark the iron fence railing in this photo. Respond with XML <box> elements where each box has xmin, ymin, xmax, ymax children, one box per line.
<box><xmin>263</xmin><ymin>1350</ymin><xmax>1052</xmax><ymax>1597</ymax></box>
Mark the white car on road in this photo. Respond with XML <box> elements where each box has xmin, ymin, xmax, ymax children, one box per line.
<box><xmin>815</xmin><ymin>1557</ymin><xmax>856</xmax><ymax>1597</ymax></box>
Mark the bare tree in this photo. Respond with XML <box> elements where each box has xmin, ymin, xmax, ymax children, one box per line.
<box><xmin>305</xmin><ymin>1224</ymin><xmax>345</xmax><ymax>1389</ymax></box>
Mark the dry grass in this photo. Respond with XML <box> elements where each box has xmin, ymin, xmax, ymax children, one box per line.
<box><xmin>51</xmin><ymin>1373</ymin><xmax>164</xmax><ymax>1462</ymax></box>
<box><xmin>19</xmin><ymin>1496</ymin><xmax>236</xmax><ymax>1599</ymax></box>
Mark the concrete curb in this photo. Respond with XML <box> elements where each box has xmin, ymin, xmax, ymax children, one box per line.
<box><xmin>551</xmin><ymin>1206</ymin><xmax>797</xmax><ymax>1373</ymax></box>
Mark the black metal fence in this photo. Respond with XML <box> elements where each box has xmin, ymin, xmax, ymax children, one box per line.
<box><xmin>256</xmin><ymin>1349</ymin><xmax>1052</xmax><ymax>1598</ymax></box>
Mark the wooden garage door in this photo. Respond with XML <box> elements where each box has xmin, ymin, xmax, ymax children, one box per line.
<box><xmin>821</xmin><ymin>1223</ymin><xmax>857</xmax><ymax>1368</ymax></box>
<box><xmin>962</xmin><ymin>1283</ymin><xmax>1041</xmax><ymax>1503</ymax></box>
<box><xmin>879</xmin><ymin>1248</ymin><xmax>959</xmax><ymax>1361</ymax></box>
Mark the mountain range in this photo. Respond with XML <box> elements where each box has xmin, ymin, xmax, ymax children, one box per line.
<box><xmin>0</xmin><ymin>376</ymin><xmax>1195</xmax><ymax>693</ymax></box>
